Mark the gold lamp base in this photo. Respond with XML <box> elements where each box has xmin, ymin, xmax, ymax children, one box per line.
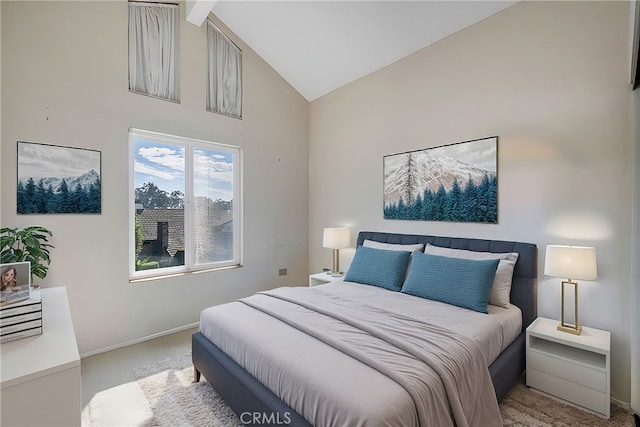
<box><xmin>557</xmin><ymin>323</ymin><xmax>582</xmax><ymax>335</ymax></box>
<box><xmin>558</xmin><ymin>278</ymin><xmax>582</xmax><ymax>335</ymax></box>
<box><xmin>330</xmin><ymin>248</ymin><xmax>343</xmax><ymax>277</ymax></box>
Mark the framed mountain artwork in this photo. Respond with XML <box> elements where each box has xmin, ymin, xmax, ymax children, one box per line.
<box><xmin>383</xmin><ymin>136</ymin><xmax>497</xmax><ymax>223</ymax></box>
<box><xmin>16</xmin><ymin>141</ymin><xmax>102</xmax><ymax>214</ymax></box>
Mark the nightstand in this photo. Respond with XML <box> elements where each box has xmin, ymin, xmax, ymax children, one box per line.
<box><xmin>526</xmin><ymin>317</ymin><xmax>610</xmax><ymax>418</ymax></box>
<box><xmin>308</xmin><ymin>272</ymin><xmax>344</xmax><ymax>286</ymax></box>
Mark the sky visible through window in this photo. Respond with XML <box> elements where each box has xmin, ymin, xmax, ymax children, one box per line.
<box><xmin>134</xmin><ymin>138</ymin><xmax>234</xmax><ymax>201</ymax></box>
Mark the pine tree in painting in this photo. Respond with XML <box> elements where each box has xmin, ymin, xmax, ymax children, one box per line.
<box><xmin>401</xmin><ymin>153</ymin><xmax>418</xmax><ymax>207</ymax></box>
<box><xmin>462</xmin><ymin>177</ymin><xmax>478</xmax><ymax>222</ymax></box>
<box><xmin>17</xmin><ymin>171</ymin><xmax>102</xmax><ymax>214</ymax></box>
<box><xmin>444</xmin><ymin>179</ymin><xmax>463</xmax><ymax>221</ymax></box>
<box><xmin>383</xmin><ymin>173</ymin><xmax>498</xmax><ymax>223</ymax></box>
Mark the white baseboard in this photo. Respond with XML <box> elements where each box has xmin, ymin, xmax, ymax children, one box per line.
<box><xmin>80</xmin><ymin>322</ymin><xmax>199</xmax><ymax>358</ymax></box>
<box><xmin>611</xmin><ymin>396</ymin><xmax>632</xmax><ymax>410</ymax></box>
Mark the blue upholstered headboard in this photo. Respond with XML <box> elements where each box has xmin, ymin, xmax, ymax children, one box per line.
<box><xmin>357</xmin><ymin>231</ymin><xmax>538</xmax><ymax>331</ymax></box>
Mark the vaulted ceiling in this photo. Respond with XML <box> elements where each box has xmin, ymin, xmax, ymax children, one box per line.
<box><xmin>187</xmin><ymin>1</ymin><xmax>519</xmax><ymax>101</ymax></box>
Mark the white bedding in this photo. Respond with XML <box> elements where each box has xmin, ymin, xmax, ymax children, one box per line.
<box><xmin>200</xmin><ymin>281</ymin><xmax>519</xmax><ymax>426</ymax></box>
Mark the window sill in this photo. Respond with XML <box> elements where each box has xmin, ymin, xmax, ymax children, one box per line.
<box><xmin>129</xmin><ymin>264</ymin><xmax>242</xmax><ymax>284</ymax></box>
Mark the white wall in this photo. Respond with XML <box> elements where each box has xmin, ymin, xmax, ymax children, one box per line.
<box><xmin>0</xmin><ymin>1</ymin><xmax>3</xmax><ymax>224</ymax></box>
<box><xmin>631</xmin><ymin>1</ymin><xmax>639</xmax><ymax>415</ymax></box>
<box><xmin>629</xmin><ymin>58</ymin><xmax>640</xmax><ymax>414</ymax></box>
<box><xmin>632</xmin><ymin>67</ymin><xmax>640</xmax><ymax>415</ymax></box>
<box><xmin>0</xmin><ymin>1</ymin><xmax>309</xmax><ymax>355</ymax></box>
<box><xmin>309</xmin><ymin>1</ymin><xmax>633</xmax><ymax>403</ymax></box>
<box><xmin>0</xmin><ymin>0</ymin><xmax>4</xmax><ymax>226</ymax></box>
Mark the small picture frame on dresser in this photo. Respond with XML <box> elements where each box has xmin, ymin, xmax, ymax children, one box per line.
<box><xmin>1</xmin><ymin>262</ymin><xmax>42</xmax><ymax>343</ymax></box>
<box><xmin>1</xmin><ymin>262</ymin><xmax>31</xmax><ymax>307</ymax></box>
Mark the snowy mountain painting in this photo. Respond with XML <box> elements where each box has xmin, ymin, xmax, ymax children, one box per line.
<box><xmin>383</xmin><ymin>137</ymin><xmax>497</xmax><ymax>223</ymax></box>
<box><xmin>17</xmin><ymin>141</ymin><xmax>101</xmax><ymax>214</ymax></box>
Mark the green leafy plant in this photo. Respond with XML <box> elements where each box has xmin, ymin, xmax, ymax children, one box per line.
<box><xmin>0</xmin><ymin>226</ymin><xmax>54</xmax><ymax>281</ymax></box>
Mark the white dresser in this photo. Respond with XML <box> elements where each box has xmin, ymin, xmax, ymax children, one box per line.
<box><xmin>526</xmin><ymin>317</ymin><xmax>610</xmax><ymax>418</ymax></box>
<box><xmin>1</xmin><ymin>287</ymin><xmax>81</xmax><ymax>426</ymax></box>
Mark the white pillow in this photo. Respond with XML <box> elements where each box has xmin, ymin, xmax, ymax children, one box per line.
<box><xmin>363</xmin><ymin>240</ymin><xmax>425</xmax><ymax>252</ymax></box>
<box><xmin>424</xmin><ymin>244</ymin><xmax>519</xmax><ymax>308</ymax></box>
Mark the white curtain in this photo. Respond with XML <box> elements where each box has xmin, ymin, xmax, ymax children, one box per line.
<box><xmin>129</xmin><ymin>2</ymin><xmax>179</xmax><ymax>102</ymax></box>
<box><xmin>207</xmin><ymin>21</ymin><xmax>242</xmax><ymax>118</ymax></box>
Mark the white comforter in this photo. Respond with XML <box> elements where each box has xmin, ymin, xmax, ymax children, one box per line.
<box><xmin>200</xmin><ymin>281</ymin><xmax>520</xmax><ymax>426</ymax></box>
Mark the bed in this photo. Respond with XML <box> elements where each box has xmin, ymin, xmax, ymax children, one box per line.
<box><xmin>192</xmin><ymin>231</ymin><xmax>537</xmax><ymax>426</ymax></box>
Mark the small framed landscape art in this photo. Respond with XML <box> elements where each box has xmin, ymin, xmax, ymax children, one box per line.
<box><xmin>17</xmin><ymin>141</ymin><xmax>101</xmax><ymax>214</ymax></box>
<box><xmin>383</xmin><ymin>136</ymin><xmax>498</xmax><ymax>223</ymax></box>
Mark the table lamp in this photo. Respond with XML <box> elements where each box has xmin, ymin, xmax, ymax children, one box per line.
<box><xmin>544</xmin><ymin>245</ymin><xmax>597</xmax><ymax>335</ymax></box>
<box><xmin>323</xmin><ymin>227</ymin><xmax>350</xmax><ymax>277</ymax></box>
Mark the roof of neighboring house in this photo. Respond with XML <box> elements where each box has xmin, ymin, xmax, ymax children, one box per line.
<box><xmin>137</xmin><ymin>208</ymin><xmax>185</xmax><ymax>256</ymax></box>
<box><xmin>137</xmin><ymin>204</ymin><xmax>233</xmax><ymax>258</ymax></box>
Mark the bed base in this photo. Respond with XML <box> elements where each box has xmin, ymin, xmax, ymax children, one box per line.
<box><xmin>192</xmin><ymin>331</ymin><xmax>312</xmax><ymax>427</ymax></box>
<box><xmin>192</xmin><ymin>330</ymin><xmax>524</xmax><ymax>426</ymax></box>
<box><xmin>193</xmin><ymin>231</ymin><xmax>537</xmax><ymax>426</ymax></box>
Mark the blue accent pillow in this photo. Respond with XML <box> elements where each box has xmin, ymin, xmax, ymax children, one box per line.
<box><xmin>401</xmin><ymin>252</ymin><xmax>499</xmax><ymax>313</ymax></box>
<box><xmin>344</xmin><ymin>246</ymin><xmax>411</xmax><ymax>291</ymax></box>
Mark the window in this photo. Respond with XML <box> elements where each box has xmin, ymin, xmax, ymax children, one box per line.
<box><xmin>207</xmin><ymin>20</ymin><xmax>242</xmax><ymax>118</ymax></box>
<box><xmin>129</xmin><ymin>128</ymin><xmax>242</xmax><ymax>280</ymax></box>
<box><xmin>128</xmin><ymin>2</ymin><xmax>180</xmax><ymax>102</ymax></box>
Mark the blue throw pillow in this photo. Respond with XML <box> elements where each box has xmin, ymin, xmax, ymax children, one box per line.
<box><xmin>401</xmin><ymin>252</ymin><xmax>499</xmax><ymax>313</ymax></box>
<box><xmin>344</xmin><ymin>246</ymin><xmax>411</xmax><ymax>291</ymax></box>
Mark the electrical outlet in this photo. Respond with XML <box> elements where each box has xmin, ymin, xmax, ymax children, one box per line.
<box><xmin>278</xmin><ymin>268</ymin><xmax>288</xmax><ymax>276</ymax></box>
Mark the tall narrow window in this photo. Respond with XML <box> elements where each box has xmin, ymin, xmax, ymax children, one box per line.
<box><xmin>129</xmin><ymin>129</ymin><xmax>242</xmax><ymax>281</ymax></box>
<box><xmin>207</xmin><ymin>21</ymin><xmax>242</xmax><ymax>118</ymax></box>
<box><xmin>129</xmin><ymin>2</ymin><xmax>180</xmax><ymax>102</ymax></box>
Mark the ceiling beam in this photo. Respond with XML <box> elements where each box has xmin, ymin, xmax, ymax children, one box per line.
<box><xmin>186</xmin><ymin>0</ymin><xmax>217</xmax><ymax>26</ymax></box>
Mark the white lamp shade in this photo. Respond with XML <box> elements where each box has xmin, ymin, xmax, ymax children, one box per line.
<box><xmin>544</xmin><ymin>245</ymin><xmax>597</xmax><ymax>280</ymax></box>
<box><xmin>323</xmin><ymin>228</ymin><xmax>350</xmax><ymax>249</ymax></box>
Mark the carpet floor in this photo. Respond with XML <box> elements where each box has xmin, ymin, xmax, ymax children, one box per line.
<box><xmin>82</xmin><ymin>353</ymin><xmax>635</xmax><ymax>426</ymax></box>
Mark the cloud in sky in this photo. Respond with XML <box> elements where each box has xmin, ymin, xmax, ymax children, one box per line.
<box><xmin>138</xmin><ymin>146</ymin><xmax>185</xmax><ymax>172</ymax></box>
<box><xmin>134</xmin><ymin>139</ymin><xmax>234</xmax><ymax>201</ymax></box>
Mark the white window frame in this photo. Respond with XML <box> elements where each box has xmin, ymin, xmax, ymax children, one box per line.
<box><xmin>128</xmin><ymin>128</ymin><xmax>242</xmax><ymax>281</ymax></box>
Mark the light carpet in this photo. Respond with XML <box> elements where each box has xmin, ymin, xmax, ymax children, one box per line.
<box><xmin>83</xmin><ymin>353</ymin><xmax>634</xmax><ymax>426</ymax></box>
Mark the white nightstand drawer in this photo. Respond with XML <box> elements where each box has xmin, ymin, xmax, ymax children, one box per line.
<box><xmin>526</xmin><ymin>318</ymin><xmax>610</xmax><ymax>418</ymax></box>
<box><xmin>309</xmin><ymin>272</ymin><xmax>344</xmax><ymax>286</ymax></box>
<box><xmin>527</xmin><ymin>368</ymin><xmax>609</xmax><ymax>416</ymax></box>
<box><xmin>528</xmin><ymin>350</ymin><xmax>607</xmax><ymax>392</ymax></box>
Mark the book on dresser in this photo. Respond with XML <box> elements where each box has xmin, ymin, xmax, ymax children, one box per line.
<box><xmin>0</xmin><ymin>298</ymin><xmax>42</xmax><ymax>343</ymax></box>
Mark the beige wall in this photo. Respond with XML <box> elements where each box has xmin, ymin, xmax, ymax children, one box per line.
<box><xmin>632</xmin><ymin>65</ymin><xmax>639</xmax><ymax>414</ymax></box>
<box><xmin>631</xmin><ymin>6</ymin><xmax>639</xmax><ymax>412</ymax></box>
<box><xmin>0</xmin><ymin>1</ymin><xmax>309</xmax><ymax>355</ymax></box>
<box><xmin>309</xmin><ymin>1</ymin><xmax>633</xmax><ymax>402</ymax></box>
<box><xmin>0</xmin><ymin>0</ymin><xmax>3</xmax><ymax>224</ymax></box>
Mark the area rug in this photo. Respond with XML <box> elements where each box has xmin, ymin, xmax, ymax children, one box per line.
<box><xmin>133</xmin><ymin>353</ymin><xmax>242</xmax><ymax>427</ymax></box>
<box><xmin>94</xmin><ymin>353</ymin><xmax>634</xmax><ymax>426</ymax></box>
<box><xmin>500</xmin><ymin>379</ymin><xmax>634</xmax><ymax>427</ymax></box>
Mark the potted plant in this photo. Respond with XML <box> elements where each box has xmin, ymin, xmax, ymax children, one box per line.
<box><xmin>0</xmin><ymin>226</ymin><xmax>54</xmax><ymax>285</ymax></box>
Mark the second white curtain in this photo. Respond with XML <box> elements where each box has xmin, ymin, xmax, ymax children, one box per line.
<box><xmin>207</xmin><ymin>21</ymin><xmax>242</xmax><ymax>118</ymax></box>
